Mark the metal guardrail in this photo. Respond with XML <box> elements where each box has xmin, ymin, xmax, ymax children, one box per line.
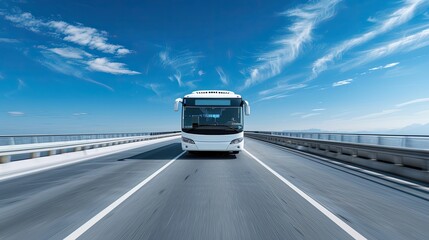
<box><xmin>252</xmin><ymin>131</ymin><xmax>429</xmax><ymax>150</ymax></box>
<box><xmin>0</xmin><ymin>132</ymin><xmax>180</xmax><ymax>163</ymax></box>
<box><xmin>245</xmin><ymin>132</ymin><xmax>429</xmax><ymax>184</ymax></box>
<box><xmin>0</xmin><ymin>131</ymin><xmax>179</xmax><ymax>146</ymax></box>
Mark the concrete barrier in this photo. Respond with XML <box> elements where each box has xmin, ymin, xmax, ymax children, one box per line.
<box><xmin>0</xmin><ymin>135</ymin><xmax>181</xmax><ymax>182</ymax></box>
<box><xmin>245</xmin><ymin>132</ymin><xmax>429</xmax><ymax>183</ymax></box>
<box><xmin>0</xmin><ymin>132</ymin><xmax>180</xmax><ymax>163</ymax></box>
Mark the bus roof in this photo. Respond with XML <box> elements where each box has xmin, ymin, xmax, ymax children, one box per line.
<box><xmin>184</xmin><ymin>90</ymin><xmax>242</xmax><ymax>99</ymax></box>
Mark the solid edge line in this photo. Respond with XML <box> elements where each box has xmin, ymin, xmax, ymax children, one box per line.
<box><xmin>0</xmin><ymin>136</ymin><xmax>180</xmax><ymax>182</ymax></box>
<box><xmin>64</xmin><ymin>151</ymin><xmax>186</xmax><ymax>240</ymax></box>
<box><xmin>243</xmin><ymin>149</ymin><xmax>367</xmax><ymax>240</ymax></box>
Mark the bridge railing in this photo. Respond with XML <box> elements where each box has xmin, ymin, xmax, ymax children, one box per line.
<box><xmin>245</xmin><ymin>131</ymin><xmax>429</xmax><ymax>183</ymax></box>
<box><xmin>0</xmin><ymin>131</ymin><xmax>180</xmax><ymax>163</ymax></box>
<box><xmin>0</xmin><ymin>131</ymin><xmax>179</xmax><ymax>146</ymax></box>
<box><xmin>252</xmin><ymin>131</ymin><xmax>429</xmax><ymax>150</ymax></box>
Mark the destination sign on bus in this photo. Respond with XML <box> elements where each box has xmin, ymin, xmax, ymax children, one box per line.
<box><xmin>184</xmin><ymin>98</ymin><xmax>242</xmax><ymax>106</ymax></box>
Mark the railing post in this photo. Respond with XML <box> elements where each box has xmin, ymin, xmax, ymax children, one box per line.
<box><xmin>0</xmin><ymin>155</ymin><xmax>11</xmax><ymax>163</ymax></box>
<box><xmin>403</xmin><ymin>137</ymin><xmax>409</xmax><ymax>148</ymax></box>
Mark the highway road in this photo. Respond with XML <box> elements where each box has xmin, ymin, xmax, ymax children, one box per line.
<box><xmin>0</xmin><ymin>137</ymin><xmax>428</xmax><ymax>239</ymax></box>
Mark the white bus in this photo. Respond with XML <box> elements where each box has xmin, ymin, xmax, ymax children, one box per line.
<box><xmin>174</xmin><ymin>90</ymin><xmax>250</xmax><ymax>154</ymax></box>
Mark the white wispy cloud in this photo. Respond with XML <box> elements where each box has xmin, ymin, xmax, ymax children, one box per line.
<box><xmin>384</xmin><ymin>62</ymin><xmax>400</xmax><ymax>68</ymax></box>
<box><xmin>42</xmin><ymin>45</ymin><xmax>138</xmax><ymax>76</ymax></box>
<box><xmin>362</xmin><ymin>28</ymin><xmax>429</xmax><ymax>62</ymax></box>
<box><xmin>367</xmin><ymin>17</ymin><xmax>377</xmax><ymax>23</ymax></box>
<box><xmin>332</xmin><ymin>78</ymin><xmax>353</xmax><ymax>87</ymax></box>
<box><xmin>183</xmin><ymin>79</ymin><xmax>201</xmax><ymax>89</ymax></box>
<box><xmin>38</xmin><ymin>51</ymin><xmax>114</xmax><ymax>91</ymax></box>
<box><xmin>168</xmin><ymin>72</ymin><xmax>183</xmax><ymax>87</ymax></box>
<box><xmin>2</xmin><ymin>11</ymin><xmax>139</xmax><ymax>81</ymax></box>
<box><xmin>2</xmin><ymin>12</ymin><xmax>131</xmax><ymax>55</ymax></box>
<box><xmin>255</xmin><ymin>93</ymin><xmax>289</xmax><ymax>103</ymax></box>
<box><xmin>302</xmin><ymin>113</ymin><xmax>321</xmax><ymax>118</ymax></box>
<box><xmin>0</xmin><ymin>37</ymin><xmax>19</xmax><ymax>43</ymax></box>
<box><xmin>4</xmin><ymin>79</ymin><xmax>26</xmax><ymax>97</ymax></box>
<box><xmin>87</xmin><ymin>58</ymin><xmax>140</xmax><ymax>75</ymax></box>
<box><xmin>369</xmin><ymin>62</ymin><xmax>400</xmax><ymax>71</ymax></box>
<box><xmin>159</xmin><ymin>49</ymin><xmax>203</xmax><ymax>87</ymax></box>
<box><xmin>49</xmin><ymin>47</ymin><xmax>92</xmax><ymax>59</ymax></box>
<box><xmin>48</xmin><ymin>21</ymin><xmax>130</xmax><ymax>55</ymax></box>
<box><xmin>243</xmin><ymin>0</ymin><xmax>340</xmax><ymax>88</ymax></box>
<box><xmin>312</xmin><ymin>0</ymin><xmax>424</xmax><ymax>78</ymax></box>
<box><xmin>8</xmin><ymin>111</ymin><xmax>24</xmax><ymax>116</ymax></box>
<box><xmin>354</xmin><ymin>108</ymin><xmax>401</xmax><ymax>120</ymax></box>
<box><xmin>291</xmin><ymin>112</ymin><xmax>305</xmax><ymax>116</ymax></box>
<box><xmin>215</xmin><ymin>67</ymin><xmax>228</xmax><ymax>85</ymax></box>
<box><xmin>259</xmin><ymin>83</ymin><xmax>307</xmax><ymax>96</ymax></box>
<box><xmin>312</xmin><ymin>108</ymin><xmax>326</xmax><ymax>111</ymax></box>
<box><xmin>396</xmin><ymin>98</ymin><xmax>429</xmax><ymax>107</ymax></box>
<box><xmin>3</xmin><ymin>12</ymin><xmax>44</xmax><ymax>32</ymax></box>
<box><xmin>72</xmin><ymin>112</ymin><xmax>87</xmax><ymax>116</ymax></box>
<box><xmin>368</xmin><ymin>66</ymin><xmax>381</xmax><ymax>71</ymax></box>
<box><xmin>167</xmin><ymin>73</ymin><xmax>200</xmax><ymax>88</ymax></box>
<box><xmin>159</xmin><ymin>49</ymin><xmax>202</xmax><ymax>70</ymax></box>
<box><xmin>198</xmin><ymin>70</ymin><xmax>205</xmax><ymax>76</ymax></box>
<box><xmin>144</xmin><ymin>83</ymin><xmax>162</xmax><ymax>96</ymax></box>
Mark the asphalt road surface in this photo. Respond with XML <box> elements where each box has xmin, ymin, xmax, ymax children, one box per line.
<box><xmin>0</xmin><ymin>138</ymin><xmax>428</xmax><ymax>239</ymax></box>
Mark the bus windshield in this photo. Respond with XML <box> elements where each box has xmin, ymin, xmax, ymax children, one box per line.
<box><xmin>182</xmin><ymin>107</ymin><xmax>243</xmax><ymax>133</ymax></box>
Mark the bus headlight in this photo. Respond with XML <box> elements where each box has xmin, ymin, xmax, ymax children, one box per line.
<box><xmin>182</xmin><ymin>137</ymin><xmax>195</xmax><ymax>144</ymax></box>
<box><xmin>230</xmin><ymin>138</ymin><xmax>243</xmax><ymax>144</ymax></box>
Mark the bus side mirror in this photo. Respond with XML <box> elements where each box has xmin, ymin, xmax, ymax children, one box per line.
<box><xmin>174</xmin><ymin>98</ymin><xmax>183</xmax><ymax>112</ymax></box>
<box><xmin>244</xmin><ymin>100</ymin><xmax>250</xmax><ymax>116</ymax></box>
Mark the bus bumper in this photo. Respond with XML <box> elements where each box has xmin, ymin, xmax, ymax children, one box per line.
<box><xmin>182</xmin><ymin>141</ymin><xmax>243</xmax><ymax>152</ymax></box>
<box><xmin>181</xmin><ymin>132</ymin><xmax>244</xmax><ymax>152</ymax></box>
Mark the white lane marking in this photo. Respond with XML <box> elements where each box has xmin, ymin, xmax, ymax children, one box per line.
<box><xmin>64</xmin><ymin>151</ymin><xmax>186</xmax><ymax>240</ymax></box>
<box><xmin>243</xmin><ymin>149</ymin><xmax>367</xmax><ymax>240</ymax></box>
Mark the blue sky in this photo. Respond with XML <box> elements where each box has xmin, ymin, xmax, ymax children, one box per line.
<box><xmin>1</xmin><ymin>0</ymin><xmax>429</xmax><ymax>134</ymax></box>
